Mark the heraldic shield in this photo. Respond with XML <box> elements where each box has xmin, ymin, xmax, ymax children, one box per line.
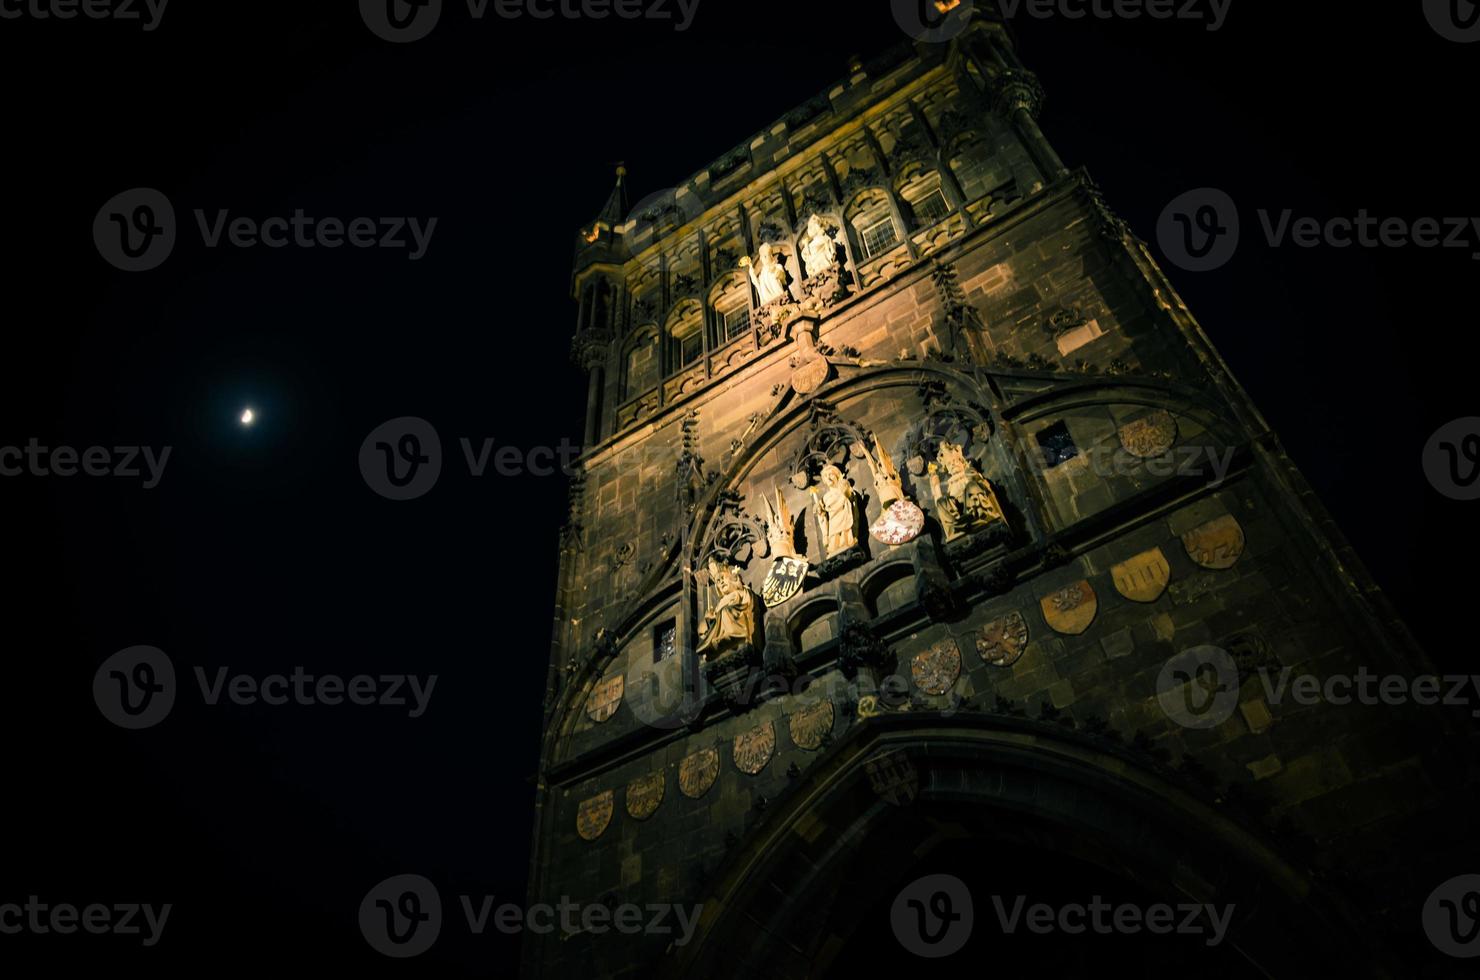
<box><xmin>762</xmin><ymin>556</ymin><xmax>809</xmax><ymax>607</ymax></box>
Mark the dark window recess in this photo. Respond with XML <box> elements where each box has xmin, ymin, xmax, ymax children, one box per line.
<box><xmin>1037</xmin><ymin>422</ymin><xmax>1079</xmax><ymax>468</ymax></box>
<box><xmin>653</xmin><ymin>621</ymin><xmax>677</xmax><ymax>663</ymax></box>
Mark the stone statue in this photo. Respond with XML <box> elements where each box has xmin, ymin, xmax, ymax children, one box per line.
<box><xmin>760</xmin><ymin>487</ymin><xmax>800</xmax><ymax>560</ymax></box>
<box><xmin>928</xmin><ymin>441</ymin><xmax>1007</xmax><ymax>541</ymax></box>
<box><xmin>807</xmin><ymin>464</ymin><xmax>860</xmax><ymax>558</ymax></box>
<box><xmin>865</xmin><ymin>435</ymin><xmax>926</xmax><ymax>546</ymax></box>
<box><xmin>863</xmin><ymin>434</ymin><xmax>906</xmax><ymax>508</ymax></box>
<box><xmin>799</xmin><ymin>215</ymin><xmax>840</xmax><ymax>279</ymax></box>
<box><xmin>697</xmin><ymin>557</ymin><xmax>762</xmax><ymax>663</ymax></box>
<box><xmin>743</xmin><ymin>243</ymin><xmax>791</xmax><ymax>307</ymax></box>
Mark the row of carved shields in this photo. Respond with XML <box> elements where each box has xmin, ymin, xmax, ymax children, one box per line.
<box><xmin>902</xmin><ymin>514</ymin><xmax>1246</xmax><ymax>686</ymax></box>
<box><xmin>575</xmin><ymin>701</ymin><xmax>837</xmax><ymax>840</ymax></box>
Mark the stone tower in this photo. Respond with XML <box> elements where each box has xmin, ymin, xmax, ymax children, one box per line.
<box><xmin>528</xmin><ymin>9</ymin><xmax>1472</xmax><ymax>978</ymax></box>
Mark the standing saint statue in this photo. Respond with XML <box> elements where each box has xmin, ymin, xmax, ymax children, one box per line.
<box><xmin>799</xmin><ymin>215</ymin><xmax>840</xmax><ymax>279</ymax></box>
<box><xmin>743</xmin><ymin>243</ymin><xmax>791</xmax><ymax>307</ymax></box>
<box><xmin>807</xmin><ymin>464</ymin><xmax>860</xmax><ymax>558</ymax></box>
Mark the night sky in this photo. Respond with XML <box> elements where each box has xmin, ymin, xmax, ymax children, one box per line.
<box><xmin>3</xmin><ymin>2</ymin><xmax>1476</xmax><ymax>974</ymax></box>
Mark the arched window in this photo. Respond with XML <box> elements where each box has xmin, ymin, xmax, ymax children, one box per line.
<box><xmin>846</xmin><ymin>189</ymin><xmax>901</xmax><ymax>262</ymax></box>
<box><xmin>709</xmin><ymin>273</ymin><xmax>752</xmax><ymax>348</ymax></box>
<box><xmin>666</xmin><ymin>300</ymin><xmax>704</xmax><ymax>372</ymax></box>
<box><xmin>897</xmin><ymin>168</ymin><xmax>953</xmax><ymax>229</ymax></box>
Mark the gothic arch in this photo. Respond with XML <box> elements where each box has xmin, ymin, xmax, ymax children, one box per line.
<box><xmin>659</xmin><ymin>713</ymin><xmax>1390</xmax><ymax>979</ymax></box>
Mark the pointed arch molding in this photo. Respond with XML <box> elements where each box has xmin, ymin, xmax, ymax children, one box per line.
<box><xmin>660</xmin><ymin>714</ymin><xmax>1390</xmax><ymax>979</ymax></box>
<box><xmin>543</xmin><ymin>363</ymin><xmax>1243</xmax><ymax>757</ymax></box>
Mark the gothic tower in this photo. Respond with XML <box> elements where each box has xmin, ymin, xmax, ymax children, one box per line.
<box><xmin>529</xmin><ymin>9</ymin><xmax>1471</xmax><ymax>977</ymax></box>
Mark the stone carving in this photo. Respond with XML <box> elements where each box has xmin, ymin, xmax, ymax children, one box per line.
<box><xmin>1111</xmin><ymin>547</ymin><xmax>1171</xmax><ymax>602</ymax></box>
<box><xmin>1041</xmin><ymin>581</ymin><xmax>1098</xmax><ymax>636</ymax></box>
<box><xmin>1119</xmin><ymin>411</ymin><xmax>1178</xmax><ymax>459</ymax></box>
<box><xmin>788</xmin><ymin>319</ymin><xmax>833</xmax><ymax>395</ymax></box>
<box><xmin>576</xmin><ymin>790</ymin><xmax>614</xmax><ymax>841</ymax></box>
<box><xmin>799</xmin><ymin>214</ymin><xmax>839</xmax><ymax>278</ymax></box>
<box><xmin>696</xmin><ymin>557</ymin><xmax>763</xmax><ymax>665</ymax></box>
<box><xmin>760</xmin><ymin>487</ymin><xmax>809</xmax><ymax>607</ymax></box>
<box><xmin>808</xmin><ymin>464</ymin><xmax>860</xmax><ymax>559</ymax></box>
<box><xmin>678</xmin><ymin>747</ymin><xmax>720</xmax><ymax>798</ymax></box>
<box><xmin>586</xmin><ymin>673</ymin><xmax>624</xmax><ymax>723</ymax></box>
<box><xmin>744</xmin><ymin>243</ymin><xmax>791</xmax><ymax>307</ymax></box>
<box><xmin>625</xmin><ymin>772</ymin><xmax>665</xmax><ymax>821</ymax></box>
<box><xmin>798</xmin><ymin>215</ymin><xmax>850</xmax><ymax>311</ymax></box>
<box><xmin>865</xmin><ymin>435</ymin><xmax>925</xmax><ymax>545</ymax></box>
<box><xmin>788</xmin><ymin>699</ymin><xmax>835</xmax><ymax>750</ymax></box>
<box><xmin>864</xmin><ymin>749</ymin><xmax>918</xmax><ymax>806</ymax></box>
<box><xmin>733</xmin><ymin>720</ymin><xmax>776</xmax><ymax>775</ymax></box>
<box><xmin>927</xmin><ymin>441</ymin><xmax>1007</xmax><ymax>541</ymax></box>
<box><xmin>912</xmin><ymin>638</ymin><xmax>962</xmax><ymax>695</ymax></box>
<box><xmin>977</xmin><ymin>611</ymin><xmax>1029</xmax><ymax>667</ymax></box>
<box><xmin>1182</xmin><ymin>514</ymin><xmax>1245</xmax><ymax>570</ymax></box>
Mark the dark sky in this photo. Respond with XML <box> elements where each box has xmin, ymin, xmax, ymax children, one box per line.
<box><xmin>2</xmin><ymin>2</ymin><xmax>1475</xmax><ymax>975</ymax></box>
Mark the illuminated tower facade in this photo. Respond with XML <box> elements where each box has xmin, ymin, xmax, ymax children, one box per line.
<box><xmin>528</xmin><ymin>9</ymin><xmax>1471</xmax><ymax>977</ymax></box>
